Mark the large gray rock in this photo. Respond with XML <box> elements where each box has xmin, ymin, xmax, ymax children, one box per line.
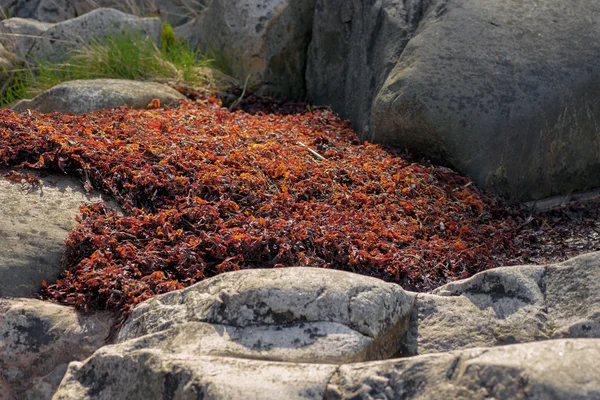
<box><xmin>405</xmin><ymin>252</ymin><xmax>600</xmax><ymax>355</ymax></box>
<box><xmin>119</xmin><ymin>267</ymin><xmax>415</xmax><ymax>360</ymax></box>
<box><xmin>11</xmin><ymin>79</ymin><xmax>185</xmax><ymax>113</ymax></box>
<box><xmin>0</xmin><ymin>8</ymin><xmax>161</xmax><ymax>62</ymax></box>
<box><xmin>0</xmin><ymin>0</ymin><xmax>204</xmax><ymax>26</ymax></box>
<box><xmin>0</xmin><ymin>17</ymin><xmax>53</xmax><ymax>59</ymax></box>
<box><xmin>306</xmin><ymin>0</ymin><xmax>413</xmax><ymax>135</ymax></box>
<box><xmin>0</xmin><ymin>173</ymin><xmax>118</xmax><ymax>298</ymax></box>
<box><xmin>545</xmin><ymin>252</ymin><xmax>600</xmax><ymax>338</ymax></box>
<box><xmin>54</xmin><ymin>352</ymin><xmax>337</xmax><ymax>400</ymax></box>
<box><xmin>326</xmin><ymin>339</ymin><xmax>600</xmax><ymax>400</ymax></box>
<box><xmin>308</xmin><ymin>0</ymin><xmax>600</xmax><ymax>201</ymax></box>
<box><xmin>115</xmin><ymin>321</ymin><xmax>376</xmax><ymax>364</ymax></box>
<box><xmin>176</xmin><ymin>0</ymin><xmax>316</xmax><ymax>98</ymax></box>
<box><xmin>0</xmin><ymin>298</ymin><xmax>113</xmax><ymax>400</ymax></box>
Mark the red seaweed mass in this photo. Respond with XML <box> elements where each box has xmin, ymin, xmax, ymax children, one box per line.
<box><xmin>0</xmin><ymin>98</ymin><xmax>523</xmax><ymax>319</ymax></box>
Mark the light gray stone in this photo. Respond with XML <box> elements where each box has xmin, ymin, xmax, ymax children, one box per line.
<box><xmin>326</xmin><ymin>339</ymin><xmax>600</xmax><ymax>400</ymax></box>
<box><xmin>88</xmin><ymin>320</ymin><xmax>374</xmax><ymax>365</ymax></box>
<box><xmin>27</xmin><ymin>8</ymin><xmax>161</xmax><ymax>62</ymax></box>
<box><xmin>0</xmin><ymin>298</ymin><xmax>114</xmax><ymax>400</ymax></box>
<box><xmin>11</xmin><ymin>79</ymin><xmax>185</xmax><ymax>114</ymax></box>
<box><xmin>119</xmin><ymin>267</ymin><xmax>415</xmax><ymax>359</ymax></box>
<box><xmin>403</xmin><ymin>265</ymin><xmax>548</xmax><ymax>355</ymax></box>
<box><xmin>403</xmin><ymin>253</ymin><xmax>600</xmax><ymax>355</ymax></box>
<box><xmin>176</xmin><ymin>0</ymin><xmax>316</xmax><ymax>98</ymax></box>
<box><xmin>545</xmin><ymin>252</ymin><xmax>600</xmax><ymax>338</ymax></box>
<box><xmin>0</xmin><ymin>173</ymin><xmax>118</xmax><ymax>298</ymax></box>
<box><xmin>0</xmin><ymin>17</ymin><xmax>53</xmax><ymax>59</ymax></box>
<box><xmin>53</xmin><ymin>351</ymin><xmax>337</xmax><ymax>400</ymax></box>
<box><xmin>0</xmin><ymin>0</ymin><xmax>204</xmax><ymax>26</ymax></box>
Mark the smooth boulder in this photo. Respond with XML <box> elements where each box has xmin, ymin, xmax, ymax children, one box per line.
<box><xmin>308</xmin><ymin>0</ymin><xmax>600</xmax><ymax>200</ymax></box>
<box><xmin>11</xmin><ymin>79</ymin><xmax>185</xmax><ymax>114</ymax></box>
<box><xmin>175</xmin><ymin>0</ymin><xmax>316</xmax><ymax>98</ymax></box>
<box><xmin>0</xmin><ymin>298</ymin><xmax>113</xmax><ymax>400</ymax></box>
<box><xmin>0</xmin><ymin>173</ymin><xmax>118</xmax><ymax>297</ymax></box>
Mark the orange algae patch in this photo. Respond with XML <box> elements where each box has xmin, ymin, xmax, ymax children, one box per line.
<box><xmin>0</xmin><ymin>98</ymin><xmax>521</xmax><ymax>318</ymax></box>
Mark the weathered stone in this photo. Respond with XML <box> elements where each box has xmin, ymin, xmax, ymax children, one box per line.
<box><xmin>11</xmin><ymin>79</ymin><xmax>185</xmax><ymax>114</ymax></box>
<box><xmin>78</xmin><ymin>319</ymin><xmax>375</xmax><ymax>366</ymax></box>
<box><xmin>403</xmin><ymin>265</ymin><xmax>548</xmax><ymax>355</ymax></box>
<box><xmin>0</xmin><ymin>17</ymin><xmax>53</xmax><ymax>59</ymax></box>
<box><xmin>119</xmin><ymin>267</ymin><xmax>415</xmax><ymax>360</ymax></box>
<box><xmin>0</xmin><ymin>0</ymin><xmax>204</xmax><ymax>26</ymax></box>
<box><xmin>0</xmin><ymin>173</ymin><xmax>118</xmax><ymax>298</ymax></box>
<box><xmin>308</xmin><ymin>0</ymin><xmax>600</xmax><ymax>200</ymax></box>
<box><xmin>326</xmin><ymin>339</ymin><xmax>600</xmax><ymax>400</ymax></box>
<box><xmin>27</xmin><ymin>8</ymin><xmax>161</xmax><ymax>62</ymax></box>
<box><xmin>0</xmin><ymin>298</ymin><xmax>114</xmax><ymax>400</ymax></box>
<box><xmin>53</xmin><ymin>351</ymin><xmax>337</xmax><ymax>400</ymax></box>
<box><xmin>306</xmin><ymin>0</ymin><xmax>412</xmax><ymax>135</ymax></box>
<box><xmin>545</xmin><ymin>252</ymin><xmax>600</xmax><ymax>338</ymax></box>
<box><xmin>175</xmin><ymin>0</ymin><xmax>316</xmax><ymax>98</ymax></box>
<box><xmin>403</xmin><ymin>253</ymin><xmax>600</xmax><ymax>355</ymax></box>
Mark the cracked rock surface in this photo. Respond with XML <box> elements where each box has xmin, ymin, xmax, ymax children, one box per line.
<box><xmin>0</xmin><ymin>298</ymin><xmax>114</xmax><ymax>400</ymax></box>
<box><xmin>48</xmin><ymin>254</ymin><xmax>600</xmax><ymax>399</ymax></box>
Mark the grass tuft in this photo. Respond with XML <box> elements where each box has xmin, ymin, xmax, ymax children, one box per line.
<box><xmin>0</xmin><ymin>25</ymin><xmax>214</xmax><ymax>107</ymax></box>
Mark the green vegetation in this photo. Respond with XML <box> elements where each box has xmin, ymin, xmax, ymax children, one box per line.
<box><xmin>0</xmin><ymin>24</ymin><xmax>212</xmax><ymax>107</ymax></box>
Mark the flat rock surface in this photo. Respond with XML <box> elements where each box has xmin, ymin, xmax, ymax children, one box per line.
<box><xmin>0</xmin><ymin>172</ymin><xmax>118</xmax><ymax>297</ymax></box>
<box><xmin>0</xmin><ymin>298</ymin><xmax>113</xmax><ymax>400</ymax></box>
<box><xmin>12</xmin><ymin>79</ymin><xmax>185</xmax><ymax>114</ymax></box>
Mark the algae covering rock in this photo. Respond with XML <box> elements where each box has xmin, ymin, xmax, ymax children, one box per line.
<box><xmin>11</xmin><ymin>79</ymin><xmax>185</xmax><ymax>114</ymax></box>
<box><xmin>0</xmin><ymin>173</ymin><xmax>119</xmax><ymax>298</ymax></box>
<box><xmin>0</xmin><ymin>298</ymin><xmax>113</xmax><ymax>400</ymax></box>
<box><xmin>326</xmin><ymin>339</ymin><xmax>600</xmax><ymax>400</ymax></box>
<box><xmin>175</xmin><ymin>0</ymin><xmax>316</xmax><ymax>98</ymax></box>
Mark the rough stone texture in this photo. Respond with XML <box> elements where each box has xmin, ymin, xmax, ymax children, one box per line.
<box><xmin>26</xmin><ymin>8</ymin><xmax>161</xmax><ymax>62</ymax></box>
<box><xmin>308</xmin><ymin>0</ymin><xmax>600</xmax><ymax>201</ymax></box>
<box><xmin>0</xmin><ymin>17</ymin><xmax>53</xmax><ymax>59</ymax></box>
<box><xmin>0</xmin><ymin>298</ymin><xmax>114</xmax><ymax>400</ymax></box>
<box><xmin>405</xmin><ymin>252</ymin><xmax>600</xmax><ymax>355</ymax></box>
<box><xmin>545</xmin><ymin>252</ymin><xmax>600</xmax><ymax>338</ymax></box>
<box><xmin>326</xmin><ymin>339</ymin><xmax>600</xmax><ymax>400</ymax></box>
<box><xmin>11</xmin><ymin>79</ymin><xmax>185</xmax><ymax>113</ymax></box>
<box><xmin>119</xmin><ymin>267</ymin><xmax>415</xmax><ymax>359</ymax></box>
<box><xmin>114</xmin><ymin>321</ymin><xmax>376</xmax><ymax>364</ymax></box>
<box><xmin>54</xmin><ymin>351</ymin><xmax>337</xmax><ymax>400</ymax></box>
<box><xmin>404</xmin><ymin>265</ymin><xmax>548</xmax><ymax>355</ymax></box>
<box><xmin>175</xmin><ymin>0</ymin><xmax>316</xmax><ymax>98</ymax></box>
<box><xmin>306</xmin><ymin>0</ymin><xmax>414</xmax><ymax>135</ymax></box>
<box><xmin>0</xmin><ymin>173</ymin><xmax>119</xmax><ymax>298</ymax></box>
<box><xmin>0</xmin><ymin>0</ymin><xmax>205</xmax><ymax>27</ymax></box>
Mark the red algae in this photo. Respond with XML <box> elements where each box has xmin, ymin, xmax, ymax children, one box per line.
<box><xmin>0</xmin><ymin>98</ymin><xmax>522</xmax><ymax>319</ymax></box>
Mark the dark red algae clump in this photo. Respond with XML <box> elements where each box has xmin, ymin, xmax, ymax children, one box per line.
<box><xmin>0</xmin><ymin>98</ymin><xmax>524</xmax><ymax>319</ymax></box>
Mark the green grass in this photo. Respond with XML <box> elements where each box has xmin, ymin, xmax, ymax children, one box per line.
<box><xmin>0</xmin><ymin>24</ymin><xmax>214</xmax><ymax>107</ymax></box>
